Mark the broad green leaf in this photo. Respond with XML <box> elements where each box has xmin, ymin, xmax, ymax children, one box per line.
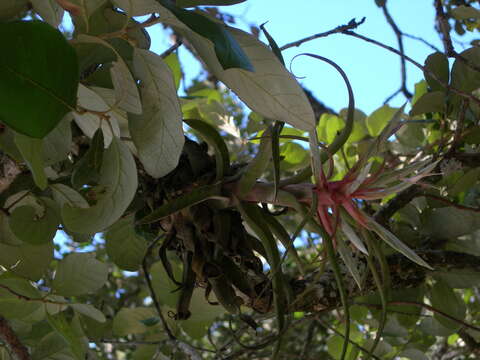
<box><xmin>0</xmin><ymin>273</ymin><xmax>43</xmax><ymax>320</ymax></box>
<box><xmin>451</xmin><ymin>47</ymin><xmax>480</xmax><ymax>93</ymax></box>
<box><xmin>62</xmin><ymin>137</ymin><xmax>138</xmax><ymax>234</ymax></box>
<box><xmin>43</xmin><ymin>115</ymin><xmax>72</xmax><ymax>165</ymax></box>
<box><xmin>418</xmin><ymin>317</ymin><xmax>455</xmax><ymax>336</ymax></box>
<box><xmin>9</xmin><ymin>197</ymin><xmax>60</xmax><ymax>245</ymax></box>
<box><xmin>71</xmin><ymin>129</ymin><xmax>105</xmax><ymax>189</ymax></box>
<box><xmin>424</xmin><ymin>52</ymin><xmax>449</xmax><ymax>91</ymax></box>
<box><xmin>327</xmin><ymin>324</ymin><xmax>362</xmax><ymax>360</ymax></box>
<box><xmin>0</xmin><ymin>211</ymin><xmax>19</xmax><ymax>246</ymax></box>
<box><xmin>410</xmin><ymin>91</ymin><xmax>445</xmax><ymax>115</ymax></box>
<box><xmin>31</xmin><ymin>0</ymin><xmax>64</xmax><ymax>27</ymax></box>
<box><xmin>32</xmin><ymin>331</ymin><xmax>68</xmax><ymax>360</ymax></box>
<box><xmin>105</xmin><ymin>215</ymin><xmax>147</xmax><ymax>271</ymax></box>
<box><xmin>237</xmin><ymin>128</ymin><xmax>272</xmax><ymax>197</ymax></box>
<box><xmin>71</xmin><ymin>303</ymin><xmax>106</xmax><ymax>323</ymax></box>
<box><xmin>0</xmin><ymin>241</ymin><xmax>53</xmax><ymax>281</ymax></box>
<box><xmin>67</xmin><ymin>0</ymin><xmax>108</xmax><ymax>33</ymax></box>
<box><xmin>318</xmin><ymin>113</ymin><xmax>345</xmax><ymax>143</ymax></box>
<box><xmin>177</xmin><ymin>0</ymin><xmax>246</xmax><ymax>6</ymax></box>
<box><xmin>50</xmin><ymin>184</ymin><xmax>89</xmax><ymax>209</ymax></box>
<box><xmin>52</xmin><ymin>253</ymin><xmax>109</xmax><ymax>296</ymax></box>
<box><xmin>423</xmin><ymin>206</ymin><xmax>480</xmax><ymax>238</ymax></box>
<box><xmin>399</xmin><ymin>348</ymin><xmax>429</xmax><ymax>360</ymax></box>
<box><xmin>434</xmin><ymin>269</ymin><xmax>480</xmax><ymax>288</ymax></box>
<box><xmin>113</xmin><ymin>307</ymin><xmax>157</xmax><ymax>336</ymax></box>
<box><xmin>450</xmin><ymin>167</ymin><xmax>480</xmax><ymax>197</ymax></box>
<box><xmin>0</xmin><ymin>0</ymin><xmax>29</xmax><ymax>20</ymax></box>
<box><xmin>73</xmin><ymin>84</ymin><xmax>121</xmax><ymax>147</ymax></box>
<box><xmin>158</xmin><ymin>1</ymin><xmax>253</xmax><ymax>71</ymax></box>
<box><xmin>47</xmin><ymin>312</ymin><xmax>86</xmax><ymax>360</ymax></box>
<box><xmin>14</xmin><ymin>133</ymin><xmax>47</xmax><ymax>190</ymax></box>
<box><xmin>169</xmin><ymin>17</ymin><xmax>316</xmax><ymax>131</ymax></box>
<box><xmin>412</xmin><ymin>80</ymin><xmax>428</xmax><ymax>105</ymax></box>
<box><xmin>362</xmin><ymin>339</ymin><xmax>393</xmax><ymax>358</ymax></box>
<box><xmin>130</xmin><ymin>49</ymin><xmax>184</xmax><ymax>178</ymax></box>
<box><xmin>430</xmin><ymin>280</ymin><xmax>466</xmax><ymax>330</ymax></box>
<box><xmin>339</xmin><ymin>108</ymin><xmax>368</xmax><ymax>143</ymax></box>
<box><xmin>76</xmin><ymin>35</ymin><xmax>142</xmax><ymax>115</ymax></box>
<box><xmin>0</xmin><ymin>21</ymin><xmax>78</xmax><ymax>138</ymax></box>
<box><xmin>369</xmin><ymin>220</ymin><xmax>432</xmax><ymax>269</ymax></box>
<box><xmin>366</xmin><ymin>105</ymin><xmax>397</xmax><ymax>137</ymax></box>
<box><xmin>452</xmin><ymin>5</ymin><xmax>480</xmax><ymax>20</ymax></box>
<box><xmin>112</xmin><ymin>0</ymin><xmax>161</xmax><ymax>16</ymax></box>
<box><xmin>151</xmin><ymin>260</ymin><xmax>182</xmax><ymax>307</ymax></box>
<box><xmin>164</xmin><ymin>52</ymin><xmax>182</xmax><ymax>90</ymax></box>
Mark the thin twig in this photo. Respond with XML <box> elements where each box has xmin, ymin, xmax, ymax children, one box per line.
<box><xmin>403</xmin><ymin>32</ymin><xmax>441</xmax><ymax>52</ymax></box>
<box><xmin>380</xmin><ymin>3</ymin><xmax>412</xmax><ymax>99</ymax></box>
<box><xmin>434</xmin><ymin>0</ymin><xmax>480</xmax><ymax>74</ymax></box>
<box><xmin>160</xmin><ymin>41</ymin><xmax>183</xmax><ymax>59</ymax></box>
<box><xmin>279</xmin><ymin>17</ymin><xmax>366</xmax><ymax>51</ymax></box>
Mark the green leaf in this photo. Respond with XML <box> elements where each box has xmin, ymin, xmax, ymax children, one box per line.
<box><xmin>130</xmin><ymin>48</ymin><xmax>184</xmax><ymax>178</ymax></box>
<box><xmin>424</xmin><ymin>52</ymin><xmax>449</xmax><ymax>91</ymax></box>
<box><xmin>0</xmin><ymin>21</ymin><xmax>78</xmax><ymax>138</ymax></box>
<box><xmin>72</xmin><ymin>84</ymin><xmax>121</xmax><ymax>147</ymax></box>
<box><xmin>177</xmin><ymin>0</ymin><xmax>246</xmax><ymax>6</ymax></box>
<box><xmin>434</xmin><ymin>269</ymin><xmax>480</xmax><ymax>288</ymax></box>
<box><xmin>317</xmin><ymin>113</ymin><xmax>345</xmax><ymax>143</ymax></box>
<box><xmin>43</xmin><ymin>115</ymin><xmax>72</xmax><ymax>165</ymax></box>
<box><xmin>71</xmin><ymin>303</ymin><xmax>106</xmax><ymax>323</ymax></box>
<box><xmin>50</xmin><ymin>184</ymin><xmax>89</xmax><ymax>209</ymax></box>
<box><xmin>47</xmin><ymin>312</ymin><xmax>86</xmax><ymax>360</ymax></box>
<box><xmin>14</xmin><ymin>133</ymin><xmax>47</xmax><ymax>190</ymax></box>
<box><xmin>369</xmin><ymin>220</ymin><xmax>432</xmax><ymax>269</ymax></box>
<box><xmin>32</xmin><ymin>332</ymin><xmax>68</xmax><ymax>360</ymax></box>
<box><xmin>237</xmin><ymin>128</ymin><xmax>272</xmax><ymax>197</ymax></box>
<box><xmin>0</xmin><ymin>241</ymin><xmax>53</xmax><ymax>281</ymax></box>
<box><xmin>418</xmin><ymin>316</ymin><xmax>455</xmax><ymax>336</ymax></box>
<box><xmin>423</xmin><ymin>206</ymin><xmax>480</xmax><ymax>239</ymax></box>
<box><xmin>168</xmin><ymin>14</ymin><xmax>316</xmax><ymax>131</ymax></box>
<box><xmin>112</xmin><ymin>0</ymin><xmax>162</xmax><ymax>16</ymax></box>
<box><xmin>451</xmin><ymin>47</ymin><xmax>480</xmax><ymax>93</ymax></box>
<box><xmin>0</xmin><ymin>273</ymin><xmax>43</xmax><ymax>320</ymax></box>
<box><xmin>452</xmin><ymin>5</ymin><xmax>480</xmax><ymax>20</ymax></box>
<box><xmin>430</xmin><ymin>280</ymin><xmax>466</xmax><ymax>330</ymax></box>
<box><xmin>158</xmin><ymin>0</ymin><xmax>253</xmax><ymax>71</ymax></box>
<box><xmin>138</xmin><ymin>183</ymin><xmax>222</xmax><ymax>224</ymax></box>
<box><xmin>52</xmin><ymin>253</ymin><xmax>109</xmax><ymax>296</ymax></box>
<box><xmin>410</xmin><ymin>91</ymin><xmax>445</xmax><ymax>115</ymax></box>
<box><xmin>184</xmin><ymin>119</ymin><xmax>230</xmax><ymax>180</ymax></box>
<box><xmin>31</xmin><ymin>0</ymin><xmax>64</xmax><ymax>27</ymax></box>
<box><xmin>105</xmin><ymin>215</ymin><xmax>147</xmax><ymax>271</ymax></box>
<box><xmin>113</xmin><ymin>307</ymin><xmax>157</xmax><ymax>336</ymax></box>
<box><xmin>399</xmin><ymin>348</ymin><xmax>429</xmax><ymax>360</ymax></box>
<box><xmin>151</xmin><ymin>259</ymin><xmax>182</xmax><ymax>307</ymax></box>
<box><xmin>0</xmin><ymin>0</ymin><xmax>29</xmax><ymax>20</ymax></box>
<box><xmin>164</xmin><ymin>52</ymin><xmax>182</xmax><ymax>90</ymax></box>
<box><xmin>336</xmin><ymin>235</ymin><xmax>363</xmax><ymax>289</ymax></box>
<box><xmin>339</xmin><ymin>108</ymin><xmax>368</xmax><ymax>143</ymax></box>
<box><xmin>9</xmin><ymin>197</ymin><xmax>60</xmax><ymax>245</ymax></box>
<box><xmin>366</xmin><ymin>105</ymin><xmax>397</xmax><ymax>137</ymax></box>
<box><xmin>71</xmin><ymin>129</ymin><xmax>105</xmax><ymax>189</ymax></box>
<box><xmin>62</xmin><ymin>137</ymin><xmax>138</xmax><ymax>234</ymax></box>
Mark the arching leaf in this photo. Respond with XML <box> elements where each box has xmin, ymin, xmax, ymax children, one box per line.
<box><xmin>62</xmin><ymin>137</ymin><xmax>138</xmax><ymax>234</ymax></box>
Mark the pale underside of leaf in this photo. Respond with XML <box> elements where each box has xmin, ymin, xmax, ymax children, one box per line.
<box><xmin>112</xmin><ymin>0</ymin><xmax>162</xmax><ymax>16</ymax></box>
<box><xmin>161</xmin><ymin>10</ymin><xmax>315</xmax><ymax>131</ymax></box>
<box><xmin>61</xmin><ymin>137</ymin><xmax>138</xmax><ymax>234</ymax></box>
<box><xmin>31</xmin><ymin>0</ymin><xmax>65</xmax><ymax>27</ymax></box>
<box><xmin>110</xmin><ymin>61</ymin><xmax>142</xmax><ymax>114</ymax></box>
<box><xmin>130</xmin><ymin>48</ymin><xmax>184</xmax><ymax>178</ymax></box>
<box><xmin>74</xmin><ymin>84</ymin><xmax>121</xmax><ymax>147</ymax></box>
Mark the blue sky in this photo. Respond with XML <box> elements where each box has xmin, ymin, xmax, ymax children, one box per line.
<box><xmin>147</xmin><ymin>0</ymin><xmax>473</xmax><ymax>114</ymax></box>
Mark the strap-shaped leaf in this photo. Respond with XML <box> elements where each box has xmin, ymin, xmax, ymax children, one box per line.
<box><xmin>138</xmin><ymin>183</ymin><xmax>223</xmax><ymax>224</ymax></box>
<box><xmin>184</xmin><ymin>119</ymin><xmax>230</xmax><ymax>181</ymax></box>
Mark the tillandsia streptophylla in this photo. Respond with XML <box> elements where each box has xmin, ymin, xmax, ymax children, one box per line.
<box><xmin>312</xmin><ymin>106</ymin><xmax>436</xmax><ymax>274</ymax></box>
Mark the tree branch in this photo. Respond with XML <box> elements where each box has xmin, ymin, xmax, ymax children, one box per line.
<box><xmin>0</xmin><ymin>316</ymin><xmax>30</xmax><ymax>360</ymax></box>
